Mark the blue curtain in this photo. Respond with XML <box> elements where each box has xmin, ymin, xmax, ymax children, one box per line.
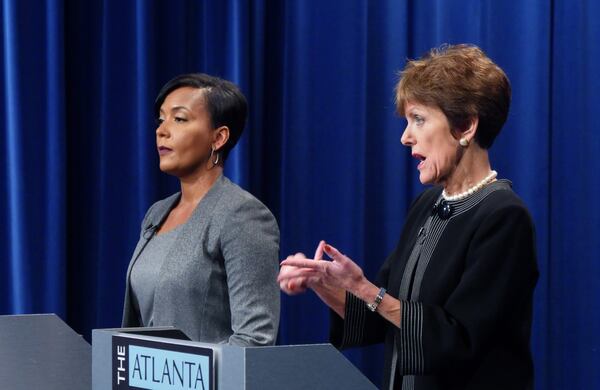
<box><xmin>1</xmin><ymin>1</ymin><xmax>598</xmax><ymax>388</ymax></box>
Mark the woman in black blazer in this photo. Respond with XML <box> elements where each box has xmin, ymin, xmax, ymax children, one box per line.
<box><xmin>278</xmin><ymin>44</ymin><xmax>538</xmax><ymax>390</ymax></box>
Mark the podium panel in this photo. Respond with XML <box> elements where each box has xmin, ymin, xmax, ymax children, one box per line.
<box><xmin>0</xmin><ymin>314</ymin><xmax>91</xmax><ymax>390</ymax></box>
<box><xmin>93</xmin><ymin>327</ymin><xmax>377</xmax><ymax>390</ymax></box>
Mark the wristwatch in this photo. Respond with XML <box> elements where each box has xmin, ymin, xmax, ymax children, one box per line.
<box><xmin>366</xmin><ymin>287</ymin><xmax>386</xmax><ymax>312</ymax></box>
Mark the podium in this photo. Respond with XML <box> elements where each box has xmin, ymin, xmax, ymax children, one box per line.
<box><xmin>0</xmin><ymin>314</ymin><xmax>91</xmax><ymax>390</ymax></box>
<box><xmin>93</xmin><ymin>327</ymin><xmax>377</xmax><ymax>390</ymax></box>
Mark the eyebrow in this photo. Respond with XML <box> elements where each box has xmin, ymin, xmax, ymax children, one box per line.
<box><xmin>407</xmin><ymin>107</ymin><xmax>426</xmax><ymax>115</ymax></box>
<box><xmin>159</xmin><ymin>105</ymin><xmax>191</xmax><ymax>115</ymax></box>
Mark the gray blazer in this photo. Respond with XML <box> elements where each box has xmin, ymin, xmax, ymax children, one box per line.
<box><xmin>122</xmin><ymin>175</ymin><xmax>280</xmax><ymax>346</ymax></box>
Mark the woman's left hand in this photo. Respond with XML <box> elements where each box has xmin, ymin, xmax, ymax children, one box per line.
<box><xmin>278</xmin><ymin>241</ymin><xmax>326</xmax><ymax>294</ymax></box>
<box><xmin>279</xmin><ymin>242</ymin><xmax>365</xmax><ymax>294</ymax></box>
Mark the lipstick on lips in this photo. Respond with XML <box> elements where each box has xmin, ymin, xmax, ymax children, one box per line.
<box><xmin>158</xmin><ymin>146</ymin><xmax>172</xmax><ymax>155</ymax></box>
<box><xmin>412</xmin><ymin>152</ymin><xmax>426</xmax><ymax>169</ymax></box>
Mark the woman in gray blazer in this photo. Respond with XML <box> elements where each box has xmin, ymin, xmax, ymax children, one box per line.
<box><xmin>122</xmin><ymin>74</ymin><xmax>280</xmax><ymax>346</ymax></box>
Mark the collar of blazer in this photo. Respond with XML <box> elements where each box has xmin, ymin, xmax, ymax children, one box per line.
<box><xmin>143</xmin><ymin>174</ymin><xmax>228</xmax><ymax>238</ymax></box>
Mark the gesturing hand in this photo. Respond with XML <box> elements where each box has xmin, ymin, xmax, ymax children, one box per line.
<box><xmin>279</xmin><ymin>241</ymin><xmax>365</xmax><ymax>294</ymax></box>
<box><xmin>278</xmin><ymin>241</ymin><xmax>325</xmax><ymax>295</ymax></box>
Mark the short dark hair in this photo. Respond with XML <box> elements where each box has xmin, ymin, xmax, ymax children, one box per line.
<box><xmin>396</xmin><ymin>44</ymin><xmax>511</xmax><ymax>149</ymax></box>
<box><xmin>154</xmin><ymin>73</ymin><xmax>248</xmax><ymax>161</ymax></box>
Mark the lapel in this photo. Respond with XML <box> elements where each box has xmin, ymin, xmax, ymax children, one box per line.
<box><xmin>129</xmin><ymin>192</ymin><xmax>181</xmax><ymax>264</ymax></box>
<box><xmin>151</xmin><ymin>174</ymin><xmax>229</xmax><ymax>306</ymax></box>
<box><xmin>171</xmin><ymin>174</ymin><xmax>228</xmax><ymax>248</ymax></box>
<box><xmin>123</xmin><ymin>192</ymin><xmax>180</xmax><ymax>326</ymax></box>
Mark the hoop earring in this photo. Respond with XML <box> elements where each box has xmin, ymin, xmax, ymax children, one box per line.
<box><xmin>211</xmin><ymin>147</ymin><xmax>220</xmax><ymax>166</ymax></box>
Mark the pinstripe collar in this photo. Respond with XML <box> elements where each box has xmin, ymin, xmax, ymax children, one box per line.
<box><xmin>436</xmin><ymin>179</ymin><xmax>513</xmax><ymax>220</ymax></box>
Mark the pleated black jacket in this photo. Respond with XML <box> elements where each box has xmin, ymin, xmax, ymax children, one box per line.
<box><xmin>331</xmin><ymin>180</ymin><xmax>538</xmax><ymax>390</ymax></box>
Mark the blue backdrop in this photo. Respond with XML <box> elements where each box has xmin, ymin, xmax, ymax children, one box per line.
<box><xmin>1</xmin><ymin>1</ymin><xmax>599</xmax><ymax>388</ymax></box>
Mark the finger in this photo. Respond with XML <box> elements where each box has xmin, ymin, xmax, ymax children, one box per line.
<box><xmin>282</xmin><ymin>255</ymin><xmax>296</xmax><ymax>262</ymax></box>
<box><xmin>281</xmin><ymin>258</ymin><xmax>328</xmax><ymax>271</ymax></box>
<box><xmin>313</xmin><ymin>240</ymin><xmax>325</xmax><ymax>260</ymax></box>
<box><xmin>288</xmin><ymin>277</ymin><xmax>307</xmax><ymax>291</ymax></box>
<box><xmin>281</xmin><ymin>253</ymin><xmax>307</xmax><ymax>263</ymax></box>
<box><xmin>278</xmin><ymin>265</ymin><xmax>293</xmax><ymax>279</ymax></box>
<box><xmin>323</xmin><ymin>243</ymin><xmax>344</xmax><ymax>262</ymax></box>
<box><xmin>278</xmin><ymin>266</ymin><xmax>319</xmax><ymax>282</ymax></box>
<box><xmin>279</xmin><ymin>276</ymin><xmax>294</xmax><ymax>293</ymax></box>
<box><xmin>281</xmin><ymin>276</ymin><xmax>305</xmax><ymax>290</ymax></box>
<box><xmin>280</xmin><ymin>279</ymin><xmax>306</xmax><ymax>295</ymax></box>
<box><xmin>281</xmin><ymin>252</ymin><xmax>307</xmax><ymax>265</ymax></box>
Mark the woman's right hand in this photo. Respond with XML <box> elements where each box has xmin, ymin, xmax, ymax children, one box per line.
<box><xmin>278</xmin><ymin>264</ymin><xmax>309</xmax><ymax>294</ymax></box>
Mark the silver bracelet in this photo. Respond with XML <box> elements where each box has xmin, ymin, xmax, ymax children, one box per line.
<box><xmin>366</xmin><ymin>287</ymin><xmax>386</xmax><ymax>312</ymax></box>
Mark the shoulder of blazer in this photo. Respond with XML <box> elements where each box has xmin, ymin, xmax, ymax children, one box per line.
<box><xmin>471</xmin><ymin>184</ymin><xmax>535</xmax><ymax>226</ymax></box>
<box><xmin>215</xmin><ymin>176</ymin><xmax>274</xmax><ymax>216</ymax></box>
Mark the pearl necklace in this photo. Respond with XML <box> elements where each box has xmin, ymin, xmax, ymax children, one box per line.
<box><xmin>442</xmin><ymin>170</ymin><xmax>498</xmax><ymax>201</ymax></box>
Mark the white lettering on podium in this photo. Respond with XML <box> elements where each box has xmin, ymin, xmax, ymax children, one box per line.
<box><xmin>116</xmin><ymin>345</ymin><xmax>126</xmax><ymax>385</ymax></box>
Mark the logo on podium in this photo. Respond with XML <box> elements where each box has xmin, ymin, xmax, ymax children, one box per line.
<box><xmin>112</xmin><ymin>335</ymin><xmax>214</xmax><ymax>390</ymax></box>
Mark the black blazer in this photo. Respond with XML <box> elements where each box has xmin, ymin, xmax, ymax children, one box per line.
<box><xmin>331</xmin><ymin>181</ymin><xmax>538</xmax><ymax>390</ymax></box>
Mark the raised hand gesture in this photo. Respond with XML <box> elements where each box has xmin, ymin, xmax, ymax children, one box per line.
<box><xmin>279</xmin><ymin>241</ymin><xmax>365</xmax><ymax>294</ymax></box>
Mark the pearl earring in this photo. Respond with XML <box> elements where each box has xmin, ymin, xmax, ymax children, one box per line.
<box><xmin>459</xmin><ymin>138</ymin><xmax>469</xmax><ymax>147</ymax></box>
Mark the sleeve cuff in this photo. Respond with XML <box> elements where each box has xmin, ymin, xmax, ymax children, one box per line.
<box><xmin>397</xmin><ymin>300</ymin><xmax>425</xmax><ymax>374</ymax></box>
<box><xmin>338</xmin><ymin>292</ymin><xmax>367</xmax><ymax>348</ymax></box>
